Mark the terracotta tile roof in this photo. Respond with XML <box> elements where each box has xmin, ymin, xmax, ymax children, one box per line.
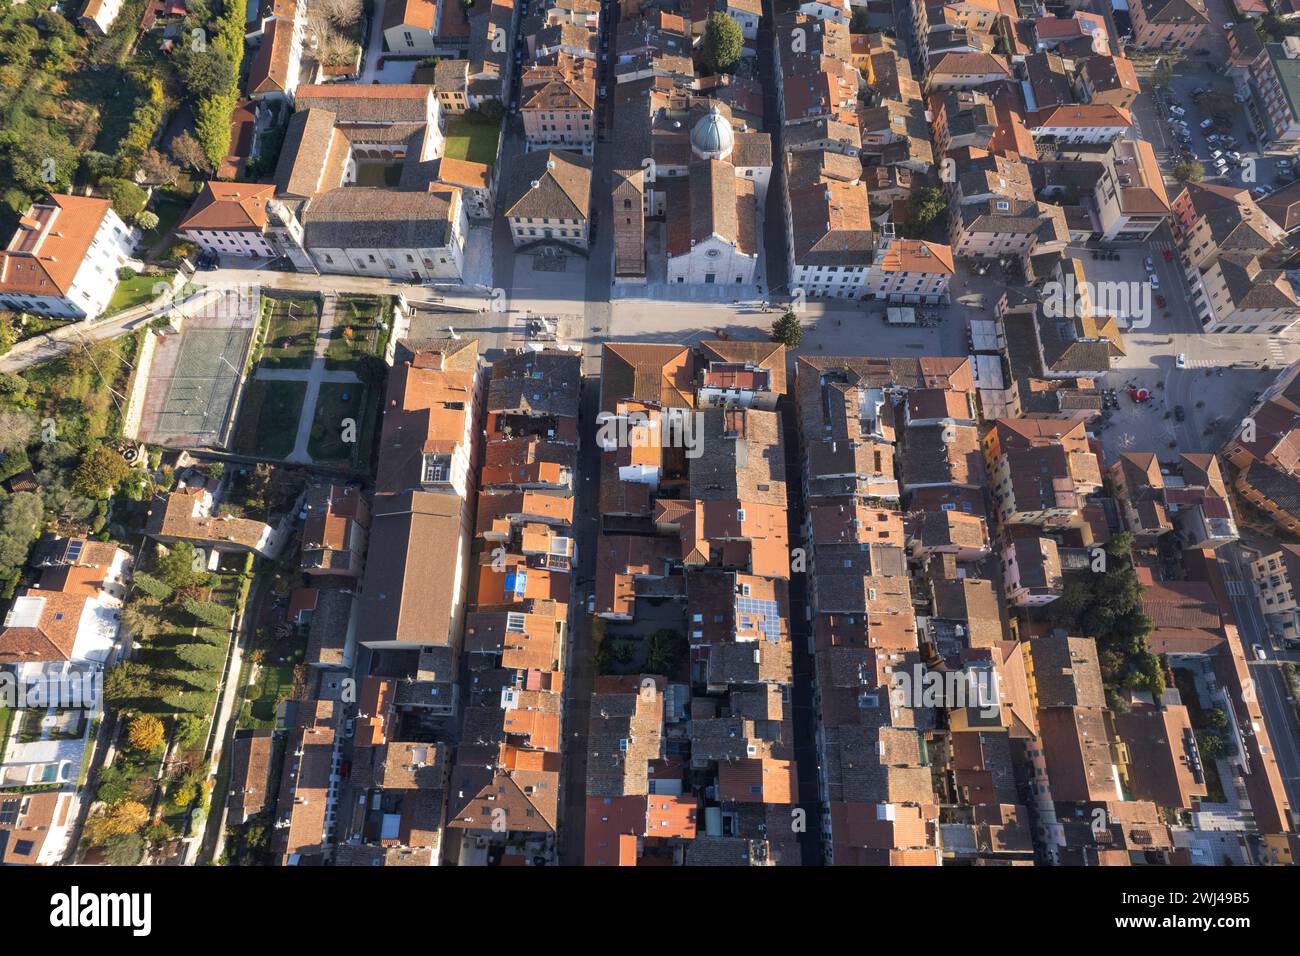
<box><xmin>927</xmin><ymin>51</ymin><xmax>1010</xmax><ymax>78</ymax></box>
<box><xmin>601</xmin><ymin>342</ymin><xmax>695</xmax><ymax>410</ymax></box>
<box><xmin>504</xmin><ymin>148</ymin><xmax>593</xmax><ymax>220</ymax></box>
<box><xmin>377</xmin><ymin>339</ymin><xmax>478</xmax><ymax>495</ymax></box>
<box><xmin>181</xmin><ymin>182</ymin><xmax>276</xmax><ymax>232</ymax></box>
<box><xmin>359</xmin><ymin>491</ymin><xmax>468</xmax><ymax>647</ymax></box>
<box><xmin>0</xmin><ymin>590</ymin><xmax>92</xmax><ymax>663</ymax></box>
<box><xmin>788</xmin><ymin>179</ymin><xmax>872</xmax><ymax>266</ymax></box>
<box><xmin>436</xmin><ymin>157</ymin><xmax>491</xmax><ymax>190</ymax></box>
<box><xmin>385</xmin><ymin>0</ymin><xmax>437</xmax><ymax>31</ymax></box>
<box><xmin>248</xmin><ymin>16</ymin><xmax>296</xmax><ymax>95</ymax></box>
<box><xmin>146</xmin><ymin>490</ymin><xmax>271</xmax><ymax>550</ymax></box>
<box><xmin>0</xmin><ymin>194</ymin><xmax>113</xmax><ymax>297</ymax></box>
<box><xmin>0</xmin><ymin>791</ymin><xmax>70</xmax><ymax>865</ymax></box>
<box><xmin>718</xmin><ymin>757</ymin><xmax>797</xmax><ymax>804</ymax></box>
<box><xmin>228</xmin><ymin>729</ymin><xmax>275</xmax><ymax>823</ymax></box>
<box><xmin>878</xmin><ymin>239</ymin><xmax>955</xmax><ymax>275</ymax></box>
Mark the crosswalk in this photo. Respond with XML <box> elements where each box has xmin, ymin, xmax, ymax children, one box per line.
<box><xmin>1226</xmin><ymin>579</ymin><xmax>1250</xmax><ymax>598</ymax></box>
<box><xmin>1269</xmin><ymin>338</ymin><xmax>1289</xmax><ymax>366</ymax></box>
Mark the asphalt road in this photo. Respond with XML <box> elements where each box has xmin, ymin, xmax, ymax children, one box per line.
<box><xmin>557</xmin><ymin>379</ymin><xmax>601</xmax><ymax>865</ymax></box>
<box><xmin>1218</xmin><ymin>544</ymin><xmax>1300</xmax><ymax>814</ymax></box>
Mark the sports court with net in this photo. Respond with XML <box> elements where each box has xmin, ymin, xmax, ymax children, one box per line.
<box><xmin>133</xmin><ymin>290</ymin><xmax>259</xmax><ymax>448</ymax></box>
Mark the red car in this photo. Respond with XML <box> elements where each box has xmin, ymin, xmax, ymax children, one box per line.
<box><xmin>1155</xmin><ymin>294</ymin><xmax>1166</xmax><ymax>308</ymax></box>
<box><xmin>1162</xmin><ymin>249</ymin><xmax>1174</xmax><ymax>262</ymax></box>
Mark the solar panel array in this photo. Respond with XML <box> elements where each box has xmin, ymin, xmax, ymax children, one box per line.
<box><xmin>736</xmin><ymin>597</ymin><xmax>781</xmax><ymax>643</ymax></box>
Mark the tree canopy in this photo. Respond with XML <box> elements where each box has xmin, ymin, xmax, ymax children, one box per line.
<box><xmin>770</xmin><ymin>310</ymin><xmax>804</xmax><ymax>348</ymax></box>
<box><xmin>702</xmin><ymin>12</ymin><xmax>743</xmax><ymax>74</ymax></box>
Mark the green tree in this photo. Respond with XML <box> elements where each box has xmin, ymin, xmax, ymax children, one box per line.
<box><xmin>902</xmin><ymin>186</ymin><xmax>946</xmax><ymax>238</ymax></box>
<box><xmin>770</xmin><ymin>309</ymin><xmax>804</xmax><ymax>348</ymax></box>
<box><xmin>1197</xmin><ymin>731</ymin><xmax>1228</xmax><ymax>760</ymax></box>
<box><xmin>103</xmin><ymin>832</ymin><xmax>146</xmax><ymax>865</ymax></box>
<box><xmin>182</xmin><ymin>597</ymin><xmax>231</xmax><ymax>629</ymax></box>
<box><xmin>106</xmin><ymin>179</ymin><xmax>148</xmax><ymax>220</ymax></box>
<box><xmin>134</xmin><ymin>210</ymin><xmax>160</xmax><ymax>231</ymax></box>
<box><xmin>174</xmin><ymin>641</ymin><xmax>225</xmax><ymax>671</ymax></box>
<box><xmin>0</xmin><ymin>491</ymin><xmax>43</xmax><ymax>578</ymax></box>
<box><xmin>103</xmin><ymin>661</ymin><xmax>156</xmax><ymax>707</ymax></box>
<box><xmin>176</xmin><ymin>45</ymin><xmax>235</xmax><ymax>102</ymax></box>
<box><xmin>175</xmin><ymin>713</ymin><xmax>207</xmax><ymax>750</ymax></box>
<box><xmin>1173</xmin><ymin>161</ymin><xmax>1204</xmax><ymax>184</ymax></box>
<box><xmin>154</xmin><ymin>541</ymin><xmax>207</xmax><ymax>590</ymax></box>
<box><xmin>701</xmin><ymin>12</ymin><xmax>743</xmax><ymax>74</ymax></box>
<box><xmin>1135</xmin><ymin>651</ymin><xmax>1166</xmax><ymax>699</ymax></box>
<box><xmin>0</xmin><ymin>371</ymin><xmax>25</xmax><ymax>398</ymax></box>
<box><xmin>132</xmin><ymin>571</ymin><xmax>173</xmax><ymax>602</ymax></box>
<box><xmin>72</xmin><ymin>444</ymin><xmax>131</xmax><ymax>498</ymax></box>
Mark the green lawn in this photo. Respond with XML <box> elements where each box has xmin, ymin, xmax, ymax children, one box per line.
<box><xmin>444</xmin><ymin>117</ymin><xmax>500</xmax><ymax>165</ymax></box>
<box><xmin>0</xmin><ymin>706</ymin><xmax>12</xmax><ymax>765</ymax></box>
<box><xmin>143</xmin><ymin>196</ymin><xmax>190</xmax><ymax>250</ymax></box>
<box><xmin>105</xmin><ymin>273</ymin><xmax>169</xmax><ymax>316</ymax></box>
<box><xmin>238</xmin><ymin>665</ymin><xmax>297</xmax><ymax>730</ymax></box>
<box><xmin>324</xmin><ymin>295</ymin><xmax>391</xmax><ymax>370</ymax></box>
<box><xmin>258</xmin><ymin>296</ymin><xmax>320</xmax><ymax>369</ymax></box>
<box><xmin>308</xmin><ymin>381</ymin><xmax>375</xmax><ymax>467</ymax></box>
<box><xmin>233</xmin><ymin>379</ymin><xmax>308</xmax><ymax>460</ymax></box>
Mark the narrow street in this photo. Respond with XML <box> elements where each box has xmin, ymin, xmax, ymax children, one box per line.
<box><xmin>557</xmin><ymin>379</ymin><xmax>602</xmax><ymax>865</ymax></box>
<box><xmin>779</xmin><ymin>395</ymin><xmax>825</xmax><ymax>865</ymax></box>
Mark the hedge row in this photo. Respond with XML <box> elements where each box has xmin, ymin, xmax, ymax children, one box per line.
<box><xmin>195</xmin><ymin>0</ymin><xmax>247</xmax><ymax>168</ymax></box>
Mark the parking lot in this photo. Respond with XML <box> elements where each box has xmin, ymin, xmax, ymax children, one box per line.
<box><xmin>1148</xmin><ymin>60</ymin><xmax>1297</xmax><ymax>199</ymax></box>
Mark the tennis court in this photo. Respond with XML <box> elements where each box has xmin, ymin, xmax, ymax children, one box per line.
<box><xmin>133</xmin><ymin>291</ymin><xmax>259</xmax><ymax>448</ymax></box>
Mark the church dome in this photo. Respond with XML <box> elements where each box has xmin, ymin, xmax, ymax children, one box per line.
<box><xmin>690</xmin><ymin>107</ymin><xmax>735</xmax><ymax>159</ymax></box>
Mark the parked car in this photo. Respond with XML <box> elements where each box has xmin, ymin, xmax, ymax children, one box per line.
<box><xmin>586</xmin><ymin>592</ymin><xmax>596</xmax><ymax>613</ymax></box>
<box><xmin>1170</xmin><ymin>105</ymin><xmax>1186</xmax><ymax>117</ymax></box>
<box><xmin>1200</xmin><ymin>118</ymin><xmax>1215</xmax><ymax>129</ymax></box>
<box><xmin>1144</xmin><ymin>256</ymin><xmax>1155</xmax><ymax>272</ymax></box>
<box><xmin>1211</xmin><ymin>149</ymin><xmax>1223</xmax><ymax>159</ymax></box>
<box><xmin>1253</xmin><ymin>186</ymin><xmax>1270</xmax><ymax>198</ymax></box>
<box><xmin>1149</xmin><ymin>273</ymin><xmax>1160</xmax><ymax>290</ymax></box>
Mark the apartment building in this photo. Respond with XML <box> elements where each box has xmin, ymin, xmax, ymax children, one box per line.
<box><xmin>521</xmin><ymin>54</ymin><xmax>597</xmax><ymax>152</ymax></box>
<box><xmin>1128</xmin><ymin>0</ymin><xmax>1209</xmax><ymax>51</ymax></box>
<box><xmin>982</xmin><ymin>418</ymin><xmax>1101</xmax><ymax>528</ymax></box>
<box><xmin>862</xmin><ymin>237</ymin><xmax>956</xmax><ymax>304</ymax></box>
<box><xmin>0</xmin><ymin>195</ymin><xmax>134</xmax><ymax>322</ymax></box>
<box><xmin>504</xmin><ymin>149</ymin><xmax>593</xmax><ymax>250</ymax></box>
<box><xmin>178</xmin><ymin>183</ymin><xmax>279</xmax><ymax>259</ymax></box>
